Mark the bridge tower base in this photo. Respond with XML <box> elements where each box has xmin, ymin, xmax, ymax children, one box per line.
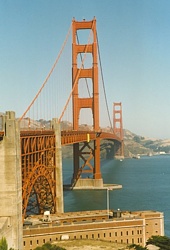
<box><xmin>73</xmin><ymin>178</ymin><xmax>103</xmax><ymax>189</ymax></box>
<box><xmin>0</xmin><ymin>111</ymin><xmax>23</xmax><ymax>250</ymax></box>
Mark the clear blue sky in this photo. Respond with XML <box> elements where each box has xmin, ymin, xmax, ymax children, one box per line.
<box><xmin>1</xmin><ymin>0</ymin><xmax>170</xmax><ymax>139</ymax></box>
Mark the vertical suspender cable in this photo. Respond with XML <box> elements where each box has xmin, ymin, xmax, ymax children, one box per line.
<box><xmin>19</xmin><ymin>23</ymin><xmax>72</xmax><ymax>122</ymax></box>
<box><xmin>96</xmin><ymin>31</ymin><xmax>113</xmax><ymax>131</ymax></box>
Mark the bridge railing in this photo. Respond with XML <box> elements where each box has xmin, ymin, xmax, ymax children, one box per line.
<box><xmin>61</xmin><ymin>130</ymin><xmax>122</xmax><ymax>145</ymax></box>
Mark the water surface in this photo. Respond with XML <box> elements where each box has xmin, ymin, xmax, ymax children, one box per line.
<box><xmin>63</xmin><ymin>155</ymin><xmax>170</xmax><ymax>236</ymax></box>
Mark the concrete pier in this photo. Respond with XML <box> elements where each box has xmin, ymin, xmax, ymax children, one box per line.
<box><xmin>0</xmin><ymin>111</ymin><xmax>23</xmax><ymax>249</ymax></box>
<box><xmin>52</xmin><ymin>118</ymin><xmax>64</xmax><ymax>213</ymax></box>
<box><xmin>64</xmin><ymin>179</ymin><xmax>122</xmax><ymax>190</ymax></box>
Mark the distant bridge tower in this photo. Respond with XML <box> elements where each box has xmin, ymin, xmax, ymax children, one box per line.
<box><xmin>113</xmin><ymin>102</ymin><xmax>124</xmax><ymax>158</ymax></box>
<box><xmin>72</xmin><ymin>18</ymin><xmax>102</xmax><ymax>188</ymax></box>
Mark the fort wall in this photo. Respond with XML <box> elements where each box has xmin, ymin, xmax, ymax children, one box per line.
<box><xmin>23</xmin><ymin>210</ymin><xmax>164</xmax><ymax>249</ymax></box>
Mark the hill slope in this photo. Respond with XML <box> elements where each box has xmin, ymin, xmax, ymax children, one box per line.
<box><xmin>62</xmin><ymin>129</ymin><xmax>170</xmax><ymax>159</ymax></box>
<box><xmin>123</xmin><ymin>129</ymin><xmax>170</xmax><ymax>157</ymax></box>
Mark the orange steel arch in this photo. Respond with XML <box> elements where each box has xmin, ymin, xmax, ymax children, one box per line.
<box><xmin>22</xmin><ymin>164</ymin><xmax>56</xmax><ymax>220</ymax></box>
<box><xmin>72</xmin><ymin>18</ymin><xmax>101</xmax><ymax>184</ymax></box>
<box><xmin>21</xmin><ymin>131</ymin><xmax>57</xmax><ymax>220</ymax></box>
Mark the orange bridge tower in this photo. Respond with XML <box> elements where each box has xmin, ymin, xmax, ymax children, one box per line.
<box><xmin>113</xmin><ymin>102</ymin><xmax>124</xmax><ymax>159</ymax></box>
<box><xmin>72</xmin><ymin>18</ymin><xmax>103</xmax><ymax>188</ymax></box>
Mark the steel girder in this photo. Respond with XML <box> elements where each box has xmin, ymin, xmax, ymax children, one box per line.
<box><xmin>21</xmin><ymin>132</ymin><xmax>56</xmax><ymax>220</ymax></box>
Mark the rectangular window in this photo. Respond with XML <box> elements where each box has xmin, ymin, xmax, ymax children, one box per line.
<box><xmin>104</xmin><ymin>233</ymin><xmax>106</xmax><ymax>237</ymax></box>
<box><xmin>115</xmin><ymin>232</ymin><xmax>117</xmax><ymax>236</ymax></box>
<box><xmin>37</xmin><ymin>240</ymin><xmax>39</xmax><ymax>245</ymax></box>
<box><xmin>23</xmin><ymin>241</ymin><xmax>25</xmax><ymax>246</ymax></box>
<box><xmin>132</xmin><ymin>231</ymin><xmax>134</xmax><ymax>235</ymax></box>
<box><xmin>98</xmin><ymin>234</ymin><xmax>100</xmax><ymax>238</ymax></box>
<box><xmin>121</xmin><ymin>232</ymin><xmax>123</xmax><ymax>236</ymax></box>
<box><xmin>30</xmin><ymin>241</ymin><xmax>32</xmax><ymax>246</ymax></box>
<box><xmin>126</xmin><ymin>231</ymin><xmax>128</xmax><ymax>235</ymax></box>
<box><xmin>92</xmin><ymin>234</ymin><xmax>94</xmax><ymax>239</ymax></box>
<box><xmin>109</xmin><ymin>232</ymin><xmax>111</xmax><ymax>237</ymax></box>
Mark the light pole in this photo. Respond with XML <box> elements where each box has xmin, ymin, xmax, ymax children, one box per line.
<box><xmin>107</xmin><ymin>187</ymin><xmax>113</xmax><ymax>218</ymax></box>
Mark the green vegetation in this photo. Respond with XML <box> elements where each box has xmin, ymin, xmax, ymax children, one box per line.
<box><xmin>128</xmin><ymin>244</ymin><xmax>147</xmax><ymax>250</ymax></box>
<box><xmin>129</xmin><ymin>236</ymin><xmax>170</xmax><ymax>250</ymax></box>
<box><xmin>146</xmin><ymin>235</ymin><xmax>170</xmax><ymax>249</ymax></box>
<box><xmin>2</xmin><ymin>235</ymin><xmax>170</xmax><ymax>250</ymax></box>
<box><xmin>0</xmin><ymin>237</ymin><xmax>8</xmax><ymax>250</ymax></box>
<box><xmin>0</xmin><ymin>237</ymin><xmax>14</xmax><ymax>250</ymax></box>
<box><xmin>34</xmin><ymin>242</ymin><xmax>66</xmax><ymax>250</ymax></box>
<box><xmin>133</xmin><ymin>136</ymin><xmax>142</xmax><ymax>143</ymax></box>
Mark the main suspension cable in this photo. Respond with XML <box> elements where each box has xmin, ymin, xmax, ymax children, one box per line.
<box><xmin>19</xmin><ymin>22</ymin><xmax>72</xmax><ymax>122</ymax></box>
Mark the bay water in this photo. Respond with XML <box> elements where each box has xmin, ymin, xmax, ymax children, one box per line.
<box><xmin>63</xmin><ymin>155</ymin><xmax>170</xmax><ymax>236</ymax></box>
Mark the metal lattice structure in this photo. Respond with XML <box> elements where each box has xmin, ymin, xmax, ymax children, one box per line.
<box><xmin>21</xmin><ymin>131</ymin><xmax>57</xmax><ymax>219</ymax></box>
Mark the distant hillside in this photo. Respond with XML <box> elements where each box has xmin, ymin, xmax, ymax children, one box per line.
<box><xmin>1</xmin><ymin>115</ymin><xmax>169</xmax><ymax>158</ymax></box>
<box><xmin>123</xmin><ymin>129</ymin><xmax>170</xmax><ymax>157</ymax></box>
<box><xmin>62</xmin><ymin>129</ymin><xmax>170</xmax><ymax>159</ymax></box>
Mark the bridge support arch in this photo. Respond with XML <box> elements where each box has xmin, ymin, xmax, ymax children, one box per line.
<box><xmin>22</xmin><ymin>164</ymin><xmax>57</xmax><ymax>218</ymax></box>
<box><xmin>21</xmin><ymin>118</ymin><xmax>64</xmax><ymax>219</ymax></box>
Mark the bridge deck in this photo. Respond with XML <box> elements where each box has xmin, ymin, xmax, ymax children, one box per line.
<box><xmin>0</xmin><ymin>130</ymin><xmax>122</xmax><ymax>145</ymax></box>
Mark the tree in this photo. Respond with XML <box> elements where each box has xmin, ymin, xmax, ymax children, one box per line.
<box><xmin>0</xmin><ymin>237</ymin><xmax>8</xmax><ymax>250</ymax></box>
<box><xmin>0</xmin><ymin>237</ymin><xmax>14</xmax><ymax>250</ymax></box>
<box><xmin>34</xmin><ymin>242</ymin><xmax>66</xmax><ymax>250</ymax></box>
<box><xmin>146</xmin><ymin>235</ymin><xmax>170</xmax><ymax>249</ymax></box>
<box><xmin>128</xmin><ymin>244</ymin><xmax>147</xmax><ymax>250</ymax></box>
<box><xmin>133</xmin><ymin>136</ymin><xmax>141</xmax><ymax>143</ymax></box>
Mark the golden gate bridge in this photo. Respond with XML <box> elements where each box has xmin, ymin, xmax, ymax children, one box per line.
<box><xmin>0</xmin><ymin>18</ymin><xmax>124</xmax><ymax>221</ymax></box>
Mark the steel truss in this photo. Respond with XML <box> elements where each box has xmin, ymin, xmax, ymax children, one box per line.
<box><xmin>21</xmin><ymin>131</ymin><xmax>57</xmax><ymax>220</ymax></box>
